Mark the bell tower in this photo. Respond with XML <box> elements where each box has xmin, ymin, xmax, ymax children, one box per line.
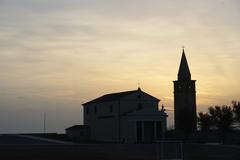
<box><xmin>173</xmin><ymin>49</ymin><xmax>197</xmax><ymax>132</ymax></box>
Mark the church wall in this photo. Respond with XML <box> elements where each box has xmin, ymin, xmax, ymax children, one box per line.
<box><xmin>119</xmin><ymin>92</ymin><xmax>159</xmax><ymax>114</ymax></box>
<box><xmin>83</xmin><ymin>90</ymin><xmax>164</xmax><ymax>142</ymax></box>
<box><xmin>83</xmin><ymin>101</ymin><xmax>119</xmax><ymax>142</ymax></box>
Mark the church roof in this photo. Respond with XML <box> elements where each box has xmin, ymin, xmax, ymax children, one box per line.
<box><xmin>82</xmin><ymin>88</ymin><xmax>159</xmax><ymax>106</ymax></box>
<box><xmin>178</xmin><ymin>49</ymin><xmax>191</xmax><ymax>80</ymax></box>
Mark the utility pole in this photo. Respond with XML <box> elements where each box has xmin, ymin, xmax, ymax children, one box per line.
<box><xmin>43</xmin><ymin>112</ymin><xmax>46</xmax><ymax>134</ymax></box>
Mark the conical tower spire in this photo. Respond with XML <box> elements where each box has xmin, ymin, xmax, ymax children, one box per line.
<box><xmin>178</xmin><ymin>49</ymin><xmax>191</xmax><ymax>80</ymax></box>
<box><xmin>174</xmin><ymin>48</ymin><xmax>197</xmax><ymax>132</ymax></box>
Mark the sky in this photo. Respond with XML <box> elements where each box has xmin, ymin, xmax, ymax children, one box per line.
<box><xmin>0</xmin><ymin>0</ymin><xmax>240</xmax><ymax>133</ymax></box>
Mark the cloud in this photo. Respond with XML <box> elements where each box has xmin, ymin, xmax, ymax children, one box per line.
<box><xmin>0</xmin><ymin>0</ymin><xmax>240</xmax><ymax>132</ymax></box>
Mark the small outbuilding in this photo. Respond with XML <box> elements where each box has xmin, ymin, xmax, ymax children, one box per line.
<box><xmin>65</xmin><ymin>125</ymin><xmax>90</xmax><ymax>141</ymax></box>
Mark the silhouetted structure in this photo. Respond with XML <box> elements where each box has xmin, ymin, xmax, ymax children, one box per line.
<box><xmin>173</xmin><ymin>49</ymin><xmax>197</xmax><ymax>132</ymax></box>
<box><xmin>82</xmin><ymin>88</ymin><xmax>167</xmax><ymax>143</ymax></box>
<box><xmin>65</xmin><ymin>125</ymin><xmax>90</xmax><ymax>141</ymax></box>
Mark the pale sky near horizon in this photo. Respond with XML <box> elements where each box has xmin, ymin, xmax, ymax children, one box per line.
<box><xmin>0</xmin><ymin>0</ymin><xmax>240</xmax><ymax>133</ymax></box>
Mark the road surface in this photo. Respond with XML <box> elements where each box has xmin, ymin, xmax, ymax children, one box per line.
<box><xmin>0</xmin><ymin>134</ymin><xmax>240</xmax><ymax>160</ymax></box>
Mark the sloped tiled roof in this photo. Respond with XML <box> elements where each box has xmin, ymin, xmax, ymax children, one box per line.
<box><xmin>82</xmin><ymin>89</ymin><xmax>159</xmax><ymax>106</ymax></box>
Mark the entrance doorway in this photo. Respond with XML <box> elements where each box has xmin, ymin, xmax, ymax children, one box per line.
<box><xmin>144</xmin><ymin>121</ymin><xmax>155</xmax><ymax>143</ymax></box>
<box><xmin>136</xmin><ymin>121</ymin><xmax>162</xmax><ymax>143</ymax></box>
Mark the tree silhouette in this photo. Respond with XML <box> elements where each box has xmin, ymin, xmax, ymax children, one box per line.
<box><xmin>198</xmin><ymin>105</ymin><xmax>234</xmax><ymax>132</ymax></box>
<box><xmin>198</xmin><ymin>102</ymin><xmax>239</xmax><ymax>143</ymax></box>
<box><xmin>197</xmin><ymin>112</ymin><xmax>212</xmax><ymax>131</ymax></box>
<box><xmin>233</xmin><ymin>101</ymin><xmax>240</xmax><ymax>122</ymax></box>
<box><xmin>208</xmin><ymin>106</ymin><xmax>234</xmax><ymax>131</ymax></box>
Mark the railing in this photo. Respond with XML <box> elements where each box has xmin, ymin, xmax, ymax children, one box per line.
<box><xmin>156</xmin><ymin>140</ymin><xmax>183</xmax><ymax>160</ymax></box>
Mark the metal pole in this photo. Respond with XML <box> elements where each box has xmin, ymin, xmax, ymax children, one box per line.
<box><xmin>176</xmin><ymin>144</ymin><xmax>178</xmax><ymax>159</ymax></box>
<box><xmin>44</xmin><ymin>112</ymin><xmax>46</xmax><ymax>134</ymax></box>
<box><xmin>118</xmin><ymin>100</ymin><xmax>121</xmax><ymax>142</ymax></box>
<box><xmin>180</xmin><ymin>142</ymin><xmax>183</xmax><ymax>160</ymax></box>
<box><xmin>161</xmin><ymin>141</ymin><xmax>164</xmax><ymax>160</ymax></box>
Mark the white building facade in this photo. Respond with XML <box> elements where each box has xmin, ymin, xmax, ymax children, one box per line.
<box><xmin>82</xmin><ymin>88</ymin><xmax>167</xmax><ymax>143</ymax></box>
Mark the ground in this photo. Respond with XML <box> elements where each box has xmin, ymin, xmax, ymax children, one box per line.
<box><xmin>0</xmin><ymin>134</ymin><xmax>240</xmax><ymax>160</ymax></box>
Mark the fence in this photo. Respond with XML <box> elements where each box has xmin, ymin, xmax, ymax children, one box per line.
<box><xmin>156</xmin><ymin>141</ymin><xmax>183</xmax><ymax>160</ymax></box>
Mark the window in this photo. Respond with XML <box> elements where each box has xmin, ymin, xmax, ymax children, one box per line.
<box><xmin>109</xmin><ymin>105</ymin><xmax>113</xmax><ymax>113</ymax></box>
<box><xmin>94</xmin><ymin>106</ymin><xmax>97</xmax><ymax>114</ymax></box>
<box><xmin>136</xmin><ymin>121</ymin><xmax>142</xmax><ymax>142</ymax></box>
<box><xmin>86</xmin><ymin>108</ymin><xmax>89</xmax><ymax>115</ymax></box>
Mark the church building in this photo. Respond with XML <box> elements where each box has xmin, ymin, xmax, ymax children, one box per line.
<box><xmin>82</xmin><ymin>88</ymin><xmax>168</xmax><ymax>143</ymax></box>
